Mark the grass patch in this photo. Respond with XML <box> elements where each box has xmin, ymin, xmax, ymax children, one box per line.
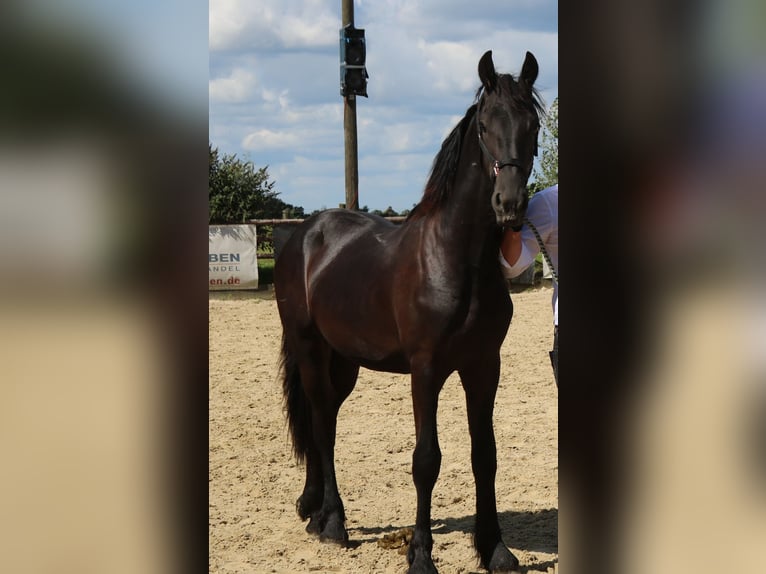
<box><xmin>258</xmin><ymin>256</ymin><xmax>275</xmax><ymax>285</ymax></box>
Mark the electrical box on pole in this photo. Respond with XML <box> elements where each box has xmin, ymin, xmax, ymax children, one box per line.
<box><xmin>339</xmin><ymin>24</ymin><xmax>368</xmax><ymax>97</ymax></box>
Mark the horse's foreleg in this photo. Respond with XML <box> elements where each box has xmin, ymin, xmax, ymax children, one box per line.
<box><xmin>459</xmin><ymin>358</ymin><xmax>520</xmax><ymax>573</ymax></box>
<box><xmin>407</xmin><ymin>366</ymin><xmax>445</xmax><ymax>574</ymax></box>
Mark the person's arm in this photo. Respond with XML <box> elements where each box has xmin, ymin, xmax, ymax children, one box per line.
<box><xmin>499</xmin><ymin>185</ymin><xmax>556</xmax><ymax>279</ymax></box>
<box><xmin>500</xmin><ymin>229</ymin><xmax>523</xmax><ymax>267</ymax></box>
<box><xmin>499</xmin><ymin>226</ymin><xmax>538</xmax><ymax>278</ymax></box>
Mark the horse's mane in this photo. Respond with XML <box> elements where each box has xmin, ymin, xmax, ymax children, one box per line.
<box><xmin>407</xmin><ymin>74</ymin><xmax>545</xmax><ymax>222</ymax></box>
<box><xmin>406</xmin><ymin>104</ymin><xmax>478</xmax><ymax>221</ymax></box>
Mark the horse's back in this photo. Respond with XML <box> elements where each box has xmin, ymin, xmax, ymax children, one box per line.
<box><xmin>276</xmin><ymin>209</ymin><xmax>400</xmax><ymax>287</ymax></box>
<box><xmin>274</xmin><ymin>209</ymin><xmax>405</xmax><ymax>358</ymax></box>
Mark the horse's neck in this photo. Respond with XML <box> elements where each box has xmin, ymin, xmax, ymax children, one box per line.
<box><xmin>433</xmin><ymin>139</ymin><xmax>498</xmax><ymax>268</ymax></box>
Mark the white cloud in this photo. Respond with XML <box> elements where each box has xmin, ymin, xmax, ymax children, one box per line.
<box><xmin>242</xmin><ymin>129</ymin><xmax>300</xmax><ymax>150</ymax></box>
<box><xmin>209</xmin><ymin>68</ymin><xmax>257</xmax><ymax>103</ymax></box>
<box><xmin>260</xmin><ymin>88</ymin><xmax>286</xmax><ymax>106</ymax></box>
<box><xmin>278</xmin><ymin>101</ymin><xmax>343</xmax><ymax>126</ymax></box>
<box><xmin>419</xmin><ymin>40</ymin><xmax>482</xmax><ymax>93</ymax></box>
<box><xmin>210</xmin><ymin>0</ymin><xmax>338</xmax><ymax>51</ymax></box>
<box><xmin>209</xmin><ymin>0</ymin><xmax>248</xmax><ymax>51</ymax></box>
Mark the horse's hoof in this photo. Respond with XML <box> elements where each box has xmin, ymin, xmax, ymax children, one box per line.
<box><xmin>296</xmin><ymin>496</ymin><xmax>310</xmax><ymax>520</ymax></box>
<box><xmin>319</xmin><ymin>514</ymin><xmax>349</xmax><ymax>546</ymax></box>
<box><xmin>296</xmin><ymin>494</ymin><xmax>319</xmax><ymax>521</ymax></box>
<box><xmin>406</xmin><ymin>554</ymin><xmax>439</xmax><ymax>574</ymax></box>
<box><xmin>486</xmin><ymin>542</ymin><xmax>520</xmax><ymax>573</ymax></box>
<box><xmin>406</xmin><ymin>544</ymin><xmax>439</xmax><ymax>574</ymax></box>
<box><xmin>305</xmin><ymin>515</ymin><xmax>321</xmax><ymax>536</ymax></box>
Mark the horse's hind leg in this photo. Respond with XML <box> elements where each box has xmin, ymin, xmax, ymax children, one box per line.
<box><xmin>281</xmin><ymin>330</ymin><xmax>325</xmax><ymax>534</ymax></box>
<box><xmin>300</xmin><ymin>347</ymin><xmax>359</xmax><ymax>545</ymax></box>
<box><xmin>459</xmin><ymin>356</ymin><xmax>520</xmax><ymax>573</ymax></box>
<box><xmin>297</xmin><ymin>440</ymin><xmax>324</xmax><ymax>535</ymax></box>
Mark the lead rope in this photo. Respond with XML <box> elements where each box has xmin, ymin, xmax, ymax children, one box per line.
<box><xmin>523</xmin><ymin>216</ymin><xmax>558</xmax><ymax>285</ymax></box>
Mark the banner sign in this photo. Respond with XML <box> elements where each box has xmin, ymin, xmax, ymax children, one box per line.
<box><xmin>208</xmin><ymin>225</ymin><xmax>259</xmax><ymax>290</ymax></box>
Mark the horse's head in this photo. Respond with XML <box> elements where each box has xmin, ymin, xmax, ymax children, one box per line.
<box><xmin>476</xmin><ymin>50</ymin><xmax>541</xmax><ymax>229</ymax></box>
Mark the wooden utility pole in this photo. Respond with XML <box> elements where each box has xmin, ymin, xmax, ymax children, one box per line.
<box><xmin>342</xmin><ymin>0</ymin><xmax>359</xmax><ymax>211</ymax></box>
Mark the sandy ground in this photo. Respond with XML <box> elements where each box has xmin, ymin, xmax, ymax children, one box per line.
<box><xmin>209</xmin><ymin>286</ymin><xmax>558</xmax><ymax>574</ymax></box>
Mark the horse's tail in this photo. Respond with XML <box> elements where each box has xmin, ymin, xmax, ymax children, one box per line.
<box><xmin>280</xmin><ymin>334</ymin><xmax>311</xmax><ymax>464</ymax></box>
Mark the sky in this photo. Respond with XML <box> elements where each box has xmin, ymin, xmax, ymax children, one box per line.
<box><xmin>209</xmin><ymin>0</ymin><xmax>558</xmax><ymax>213</ymax></box>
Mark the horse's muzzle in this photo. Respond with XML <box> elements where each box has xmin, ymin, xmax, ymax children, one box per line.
<box><xmin>496</xmin><ymin>211</ymin><xmax>524</xmax><ymax>230</ymax></box>
<box><xmin>492</xmin><ymin>186</ymin><xmax>527</xmax><ymax>230</ymax></box>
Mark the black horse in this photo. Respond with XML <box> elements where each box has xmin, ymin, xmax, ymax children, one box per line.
<box><xmin>274</xmin><ymin>50</ymin><xmax>543</xmax><ymax>573</ymax></box>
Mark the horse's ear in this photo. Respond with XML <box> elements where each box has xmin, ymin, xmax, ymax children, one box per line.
<box><xmin>478</xmin><ymin>50</ymin><xmax>497</xmax><ymax>92</ymax></box>
<box><xmin>520</xmin><ymin>51</ymin><xmax>538</xmax><ymax>88</ymax></box>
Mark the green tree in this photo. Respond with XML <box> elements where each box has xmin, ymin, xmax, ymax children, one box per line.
<box><xmin>209</xmin><ymin>144</ymin><xmax>301</xmax><ymax>223</ymax></box>
<box><xmin>527</xmin><ymin>180</ymin><xmax>545</xmax><ymax>197</ymax></box>
<box><xmin>533</xmin><ymin>96</ymin><xmax>558</xmax><ymax>190</ymax></box>
<box><xmin>382</xmin><ymin>206</ymin><xmax>399</xmax><ymax>217</ymax></box>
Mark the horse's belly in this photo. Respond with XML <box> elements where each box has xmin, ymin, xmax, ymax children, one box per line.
<box><xmin>324</xmin><ymin>329</ymin><xmax>410</xmax><ymax>373</ymax></box>
<box><xmin>318</xmin><ymin>311</ymin><xmax>407</xmax><ymax>369</ymax></box>
<box><xmin>354</xmin><ymin>353</ymin><xmax>411</xmax><ymax>374</ymax></box>
<box><xmin>308</xmin><ymin>276</ymin><xmax>408</xmax><ymax>368</ymax></box>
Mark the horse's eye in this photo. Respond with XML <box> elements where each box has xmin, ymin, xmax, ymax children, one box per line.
<box><xmin>478</xmin><ymin>122</ymin><xmax>487</xmax><ymax>134</ymax></box>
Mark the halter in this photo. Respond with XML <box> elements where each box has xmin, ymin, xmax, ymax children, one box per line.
<box><xmin>475</xmin><ymin>114</ymin><xmax>534</xmax><ymax>179</ymax></box>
